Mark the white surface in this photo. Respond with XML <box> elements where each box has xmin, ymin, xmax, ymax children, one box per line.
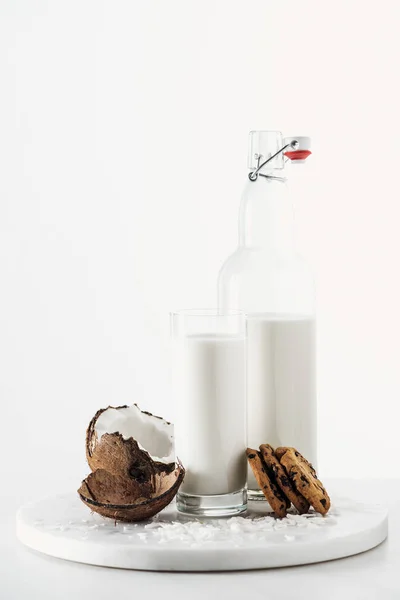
<box><xmin>16</xmin><ymin>491</ymin><xmax>387</xmax><ymax>572</ymax></box>
<box><xmin>175</xmin><ymin>335</ymin><xmax>246</xmax><ymax>495</ymax></box>
<box><xmin>246</xmin><ymin>316</ymin><xmax>316</xmax><ymax>488</ymax></box>
<box><xmin>4</xmin><ymin>480</ymin><xmax>399</xmax><ymax>599</ymax></box>
<box><xmin>1</xmin><ymin>1</ymin><xmax>400</xmax><ymax>485</ymax></box>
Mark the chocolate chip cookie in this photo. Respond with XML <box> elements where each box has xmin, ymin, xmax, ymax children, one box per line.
<box><xmin>276</xmin><ymin>446</ymin><xmax>318</xmax><ymax>476</ymax></box>
<box><xmin>279</xmin><ymin>447</ymin><xmax>331</xmax><ymax>515</ymax></box>
<box><xmin>274</xmin><ymin>446</ymin><xmax>290</xmax><ymax>461</ymax></box>
<box><xmin>259</xmin><ymin>444</ymin><xmax>310</xmax><ymax>514</ymax></box>
<box><xmin>246</xmin><ymin>448</ymin><xmax>289</xmax><ymax>518</ymax></box>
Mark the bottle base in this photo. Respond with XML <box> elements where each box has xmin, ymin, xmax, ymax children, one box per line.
<box><xmin>248</xmin><ymin>488</ymin><xmax>266</xmax><ymax>501</ymax></box>
<box><xmin>177</xmin><ymin>489</ymin><xmax>247</xmax><ymax>517</ymax></box>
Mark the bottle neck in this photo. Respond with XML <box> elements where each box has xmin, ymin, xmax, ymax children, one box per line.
<box><xmin>239</xmin><ymin>174</ymin><xmax>295</xmax><ymax>254</ymax></box>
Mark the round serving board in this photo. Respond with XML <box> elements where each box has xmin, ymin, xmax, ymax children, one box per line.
<box><xmin>16</xmin><ymin>493</ymin><xmax>388</xmax><ymax>571</ymax></box>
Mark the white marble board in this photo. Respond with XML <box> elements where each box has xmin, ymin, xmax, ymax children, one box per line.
<box><xmin>16</xmin><ymin>493</ymin><xmax>388</xmax><ymax>571</ymax></box>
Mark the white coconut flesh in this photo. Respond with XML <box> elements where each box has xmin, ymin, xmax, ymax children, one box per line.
<box><xmin>95</xmin><ymin>404</ymin><xmax>175</xmax><ymax>464</ymax></box>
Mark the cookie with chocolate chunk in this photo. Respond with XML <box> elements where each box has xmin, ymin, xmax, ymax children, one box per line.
<box><xmin>259</xmin><ymin>444</ymin><xmax>310</xmax><ymax>514</ymax></box>
<box><xmin>275</xmin><ymin>447</ymin><xmax>290</xmax><ymax>461</ymax></box>
<box><xmin>246</xmin><ymin>448</ymin><xmax>289</xmax><ymax>518</ymax></box>
<box><xmin>279</xmin><ymin>448</ymin><xmax>331</xmax><ymax>515</ymax></box>
<box><xmin>276</xmin><ymin>447</ymin><xmax>318</xmax><ymax>477</ymax></box>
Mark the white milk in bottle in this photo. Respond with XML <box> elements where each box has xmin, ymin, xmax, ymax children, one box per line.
<box><xmin>246</xmin><ymin>315</ymin><xmax>316</xmax><ymax>489</ymax></box>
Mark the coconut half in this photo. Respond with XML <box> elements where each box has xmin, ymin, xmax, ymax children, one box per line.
<box><xmin>78</xmin><ymin>461</ymin><xmax>185</xmax><ymax>522</ymax></box>
<box><xmin>79</xmin><ymin>404</ymin><xmax>184</xmax><ymax>522</ymax></box>
<box><xmin>86</xmin><ymin>404</ymin><xmax>175</xmax><ymax>472</ymax></box>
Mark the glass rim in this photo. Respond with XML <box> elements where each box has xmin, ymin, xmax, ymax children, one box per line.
<box><xmin>170</xmin><ymin>308</ymin><xmax>245</xmax><ymax>318</ymax></box>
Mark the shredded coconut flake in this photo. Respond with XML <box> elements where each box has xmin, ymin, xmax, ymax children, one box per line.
<box><xmin>37</xmin><ymin>497</ymin><xmax>338</xmax><ymax>548</ymax></box>
<box><xmin>142</xmin><ymin>510</ymin><xmax>336</xmax><ymax>545</ymax></box>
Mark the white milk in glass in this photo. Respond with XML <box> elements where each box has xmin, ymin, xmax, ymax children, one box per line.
<box><xmin>174</xmin><ymin>334</ymin><xmax>246</xmax><ymax>496</ymax></box>
<box><xmin>247</xmin><ymin>314</ymin><xmax>316</xmax><ymax>489</ymax></box>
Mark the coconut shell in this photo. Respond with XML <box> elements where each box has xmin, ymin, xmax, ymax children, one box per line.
<box><xmin>86</xmin><ymin>405</ymin><xmax>125</xmax><ymax>462</ymax></box>
<box><xmin>78</xmin><ymin>469</ymin><xmax>152</xmax><ymax>505</ymax></box>
<box><xmin>86</xmin><ymin>431</ymin><xmax>175</xmax><ymax>494</ymax></box>
<box><xmin>78</xmin><ymin>462</ymin><xmax>185</xmax><ymax>522</ymax></box>
<box><xmin>86</xmin><ymin>405</ymin><xmax>175</xmax><ymax>482</ymax></box>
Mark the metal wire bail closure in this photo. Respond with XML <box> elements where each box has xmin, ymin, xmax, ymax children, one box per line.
<box><xmin>248</xmin><ymin>139</ymin><xmax>299</xmax><ymax>182</ymax></box>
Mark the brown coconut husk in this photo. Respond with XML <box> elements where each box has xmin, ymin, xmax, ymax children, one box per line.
<box><xmin>86</xmin><ymin>406</ymin><xmax>175</xmax><ymax>482</ymax></box>
<box><xmin>78</xmin><ymin>461</ymin><xmax>185</xmax><ymax>522</ymax></box>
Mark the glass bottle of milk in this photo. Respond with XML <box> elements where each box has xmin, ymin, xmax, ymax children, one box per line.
<box><xmin>218</xmin><ymin>130</ymin><xmax>316</xmax><ymax>500</ymax></box>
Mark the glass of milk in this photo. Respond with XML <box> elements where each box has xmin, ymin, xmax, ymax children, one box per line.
<box><xmin>171</xmin><ymin>309</ymin><xmax>247</xmax><ymax>517</ymax></box>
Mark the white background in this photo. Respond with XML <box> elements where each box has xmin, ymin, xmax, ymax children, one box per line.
<box><xmin>1</xmin><ymin>0</ymin><xmax>399</xmax><ymax>505</ymax></box>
